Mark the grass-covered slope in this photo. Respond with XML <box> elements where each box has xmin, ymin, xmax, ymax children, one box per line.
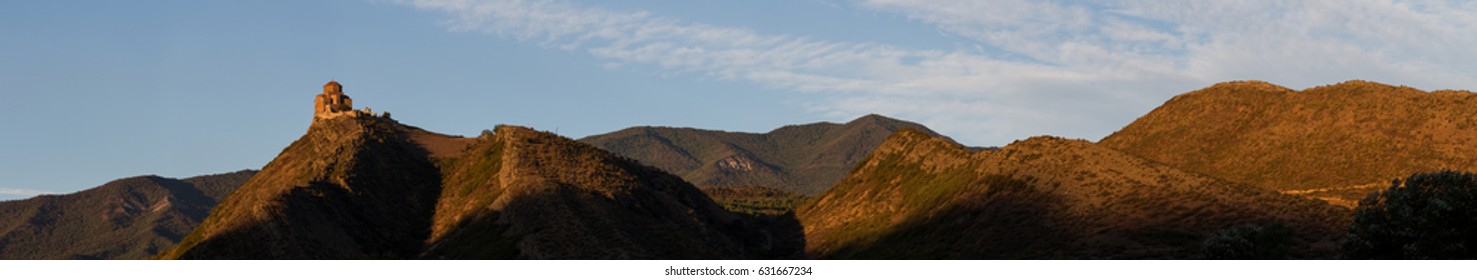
<box><xmin>0</xmin><ymin>170</ymin><xmax>254</xmax><ymax>259</ymax></box>
<box><xmin>799</xmin><ymin>129</ymin><xmax>1349</xmax><ymax>259</ymax></box>
<box><xmin>580</xmin><ymin>114</ymin><xmax>942</xmax><ymax>195</ymax></box>
<box><xmin>1100</xmin><ymin>80</ymin><xmax>1477</xmax><ymax>207</ymax></box>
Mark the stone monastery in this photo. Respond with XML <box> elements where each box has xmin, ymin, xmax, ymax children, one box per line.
<box><xmin>313</xmin><ymin>81</ymin><xmax>384</xmax><ymax>120</ymax></box>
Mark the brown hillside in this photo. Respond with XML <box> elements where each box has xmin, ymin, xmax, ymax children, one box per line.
<box><xmin>161</xmin><ymin>116</ymin><xmax>442</xmax><ymax>259</ymax></box>
<box><xmin>580</xmin><ymin>114</ymin><xmax>943</xmax><ymax>195</ymax></box>
<box><xmin>798</xmin><ymin>129</ymin><xmax>1349</xmax><ymax>259</ymax></box>
<box><xmin>1100</xmin><ymin>80</ymin><xmax>1477</xmax><ymax>207</ymax></box>
<box><xmin>0</xmin><ymin>170</ymin><xmax>255</xmax><ymax>259</ymax></box>
<box><xmin>425</xmin><ymin>125</ymin><xmax>774</xmax><ymax>259</ymax></box>
<box><xmin>160</xmin><ymin>115</ymin><xmax>781</xmax><ymax>259</ymax></box>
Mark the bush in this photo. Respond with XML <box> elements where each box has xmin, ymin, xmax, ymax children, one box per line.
<box><xmin>1343</xmin><ymin>171</ymin><xmax>1477</xmax><ymax>259</ymax></box>
<box><xmin>1201</xmin><ymin>223</ymin><xmax>1293</xmax><ymax>259</ymax></box>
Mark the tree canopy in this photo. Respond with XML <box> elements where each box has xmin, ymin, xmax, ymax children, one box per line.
<box><xmin>1343</xmin><ymin>171</ymin><xmax>1477</xmax><ymax>259</ymax></box>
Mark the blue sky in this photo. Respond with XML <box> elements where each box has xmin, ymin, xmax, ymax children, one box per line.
<box><xmin>3</xmin><ymin>0</ymin><xmax>1476</xmax><ymax>199</ymax></box>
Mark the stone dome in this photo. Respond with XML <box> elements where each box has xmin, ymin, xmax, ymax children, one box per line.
<box><xmin>324</xmin><ymin>80</ymin><xmax>343</xmax><ymax>93</ymax></box>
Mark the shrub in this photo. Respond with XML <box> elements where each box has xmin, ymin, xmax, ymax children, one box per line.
<box><xmin>1201</xmin><ymin>223</ymin><xmax>1293</xmax><ymax>259</ymax></box>
<box><xmin>1343</xmin><ymin>171</ymin><xmax>1477</xmax><ymax>259</ymax></box>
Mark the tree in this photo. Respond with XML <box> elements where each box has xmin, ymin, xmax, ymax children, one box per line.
<box><xmin>1343</xmin><ymin>170</ymin><xmax>1477</xmax><ymax>259</ymax></box>
<box><xmin>1201</xmin><ymin>223</ymin><xmax>1293</xmax><ymax>259</ymax></box>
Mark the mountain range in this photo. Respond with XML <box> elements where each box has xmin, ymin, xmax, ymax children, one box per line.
<box><xmin>159</xmin><ymin>116</ymin><xmax>790</xmax><ymax>259</ymax></box>
<box><xmin>0</xmin><ymin>170</ymin><xmax>254</xmax><ymax>259</ymax></box>
<box><xmin>580</xmin><ymin>114</ymin><xmax>941</xmax><ymax>195</ymax></box>
<box><xmin>5</xmin><ymin>79</ymin><xmax>1471</xmax><ymax>259</ymax></box>
<box><xmin>798</xmin><ymin>129</ymin><xmax>1348</xmax><ymax>259</ymax></box>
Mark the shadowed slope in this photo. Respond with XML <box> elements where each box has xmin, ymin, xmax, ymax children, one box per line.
<box><xmin>0</xmin><ymin>170</ymin><xmax>255</xmax><ymax>259</ymax></box>
<box><xmin>161</xmin><ymin>116</ymin><xmax>442</xmax><ymax>259</ymax></box>
<box><xmin>799</xmin><ymin>129</ymin><xmax>1349</xmax><ymax>259</ymax></box>
<box><xmin>426</xmin><ymin>125</ymin><xmax>776</xmax><ymax>259</ymax></box>
<box><xmin>1100</xmin><ymin>80</ymin><xmax>1477</xmax><ymax>207</ymax></box>
<box><xmin>159</xmin><ymin>116</ymin><xmax>789</xmax><ymax>259</ymax></box>
<box><xmin>580</xmin><ymin>114</ymin><xmax>942</xmax><ymax>195</ymax></box>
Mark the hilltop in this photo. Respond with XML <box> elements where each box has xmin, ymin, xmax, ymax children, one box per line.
<box><xmin>160</xmin><ymin>116</ymin><xmax>443</xmax><ymax>259</ymax></box>
<box><xmin>159</xmin><ymin>115</ymin><xmax>785</xmax><ymax>259</ymax></box>
<box><xmin>1100</xmin><ymin>80</ymin><xmax>1477</xmax><ymax>207</ymax></box>
<box><xmin>580</xmin><ymin>114</ymin><xmax>942</xmax><ymax>195</ymax></box>
<box><xmin>425</xmin><ymin>124</ymin><xmax>781</xmax><ymax>259</ymax></box>
<box><xmin>0</xmin><ymin>170</ymin><xmax>255</xmax><ymax>259</ymax></box>
<box><xmin>799</xmin><ymin>129</ymin><xmax>1349</xmax><ymax>259</ymax></box>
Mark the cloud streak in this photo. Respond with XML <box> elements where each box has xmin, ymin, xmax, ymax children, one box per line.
<box><xmin>858</xmin><ymin>0</ymin><xmax>1477</xmax><ymax>90</ymax></box>
<box><xmin>401</xmin><ymin>0</ymin><xmax>1477</xmax><ymax>145</ymax></box>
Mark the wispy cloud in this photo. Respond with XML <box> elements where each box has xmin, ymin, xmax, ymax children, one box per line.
<box><xmin>401</xmin><ymin>0</ymin><xmax>1477</xmax><ymax>145</ymax></box>
<box><xmin>0</xmin><ymin>187</ymin><xmax>54</xmax><ymax>198</ymax></box>
<box><xmin>863</xmin><ymin>0</ymin><xmax>1477</xmax><ymax>89</ymax></box>
<box><xmin>401</xmin><ymin>0</ymin><xmax>951</xmax><ymax>95</ymax></box>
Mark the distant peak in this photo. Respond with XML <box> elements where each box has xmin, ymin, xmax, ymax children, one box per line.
<box><xmin>1165</xmin><ymin>80</ymin><xmax>1294</xmax><ymax>102</ymax></box>
<box><xmin>1310</xmin><ymin>80</ymin><xmax>1401</xmax><ymax>91</ymax></box>
<box><xmin>1205</xmin><ymin>80</ymin><xmax>1293</xmax><ymax>92</ymax></box>
<box><xmin>1334</xmin><ymin>79</ymin><xmax>1390</xmax><ymax>86</ymax></box>
<box><xmin>843</xmin><ymin>114</ymin><xmax>922</xmax><ymax>132</ymax></box>
<box><xmin>847</xmin><ymin>114</ymin><xmax>901</xmax><ymax>125</ymax></box>
<box><xmin>1007</xmin><ymin>135</ymin><xmax>1071</xmax><ymax>147</ymax></box>
<box><xmin>853</xmin><ymin>113</ymin><xmax>893</xmax><ymax>121</ymax></box>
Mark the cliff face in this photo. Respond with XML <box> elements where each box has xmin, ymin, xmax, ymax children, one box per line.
<box><xmin>160</xmin><ymin>116</ymin><xmax>778</xmax><ymax>259</ymax></box>
<box><xmin>799</xmin><ymin>129</ymin><xmax>1349</xmax><ymax>259</ymax></box>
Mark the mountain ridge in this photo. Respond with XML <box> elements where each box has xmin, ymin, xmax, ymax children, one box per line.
<box><xmin>160</xmin><ymin>115</ymin><xmax>788</xmax><ymax>259</ymax></box>
<box><xmin>0</xmin><ymin>170</ymin><xmax>255</xmax><ymax>259</ymax></box>
<box><xmin>580</xmin><ymin>114</ymin><xmax>944</xmax><ymax>195</ymax></box>
<box><xmin>1101</xmin><ymin>80</ymin><xmax>1477</xmax><ymax>207</ymax></box>
<box><xmin>799</xmin><ymin>129</ymin><xmax>1349</xmax><ymax>259</ymax></box>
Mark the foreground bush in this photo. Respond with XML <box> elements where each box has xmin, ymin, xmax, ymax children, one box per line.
<box><xmin>1202</xmin><ymin>223</ymin><xmax>1293</xmax><ymax>259</ymax></box>
<box><xmin>1343</xmin><ymin>171</ymin><xmax>1477</xmax><ymax>259</ymax></box>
